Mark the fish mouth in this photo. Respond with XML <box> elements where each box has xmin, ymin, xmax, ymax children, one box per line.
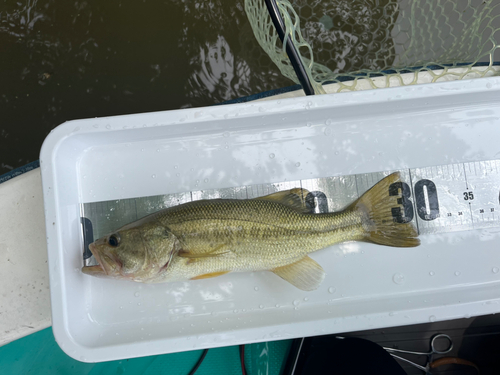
<box><xmin>82</xmin><ymin>243</ymin><xmax>119</xmax><ymax>277</ymax></box>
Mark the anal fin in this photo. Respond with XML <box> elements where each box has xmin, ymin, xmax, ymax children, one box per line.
<box><xmin>271</xmin><ymin>256</ymin><xmax>325</xmax><ymax>291</ymax></box>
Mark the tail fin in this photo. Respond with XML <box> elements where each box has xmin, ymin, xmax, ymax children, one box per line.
<box><xmin>352</xmin><ymin>172</ymin><xmax>420</xmax><ymax>247</ymax></box>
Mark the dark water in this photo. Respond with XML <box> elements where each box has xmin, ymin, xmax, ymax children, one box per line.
<box><xmin>0</xmin><ymin>0</ymin><xmax>292</xmax><ymax>174</ymax></box>
<box><xmin>3</xmin><ymin>0</ymin><xmax>489</xmax><ymax>175</ymax></box>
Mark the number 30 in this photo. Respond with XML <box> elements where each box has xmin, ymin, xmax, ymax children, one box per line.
<box><xmin>389</xmin><ymin>179</ymin><xmax>440</xmax><ymax>222</ymax></box>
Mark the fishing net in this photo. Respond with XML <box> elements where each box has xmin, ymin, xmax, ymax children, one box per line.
<box><xmin>244</xmin><ymin>0</ymin><xmax>500</xmax><ymax>94</ymax></box>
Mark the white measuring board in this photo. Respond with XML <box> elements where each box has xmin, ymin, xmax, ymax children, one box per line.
<box><xmin>81</xmin><ymin>159</ymin><xmax>500</xmax><ymax>261</ymax></box>
<box><xmin>41</xmin><ymin>76</ymin><xmax>500</xmax><ymax>362</ymax></box>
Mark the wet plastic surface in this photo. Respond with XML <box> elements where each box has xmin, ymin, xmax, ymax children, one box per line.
<box><xmin>40</xmin><ymin>76</ymin><xmax>500</xmax><ymax>362</ymax></box>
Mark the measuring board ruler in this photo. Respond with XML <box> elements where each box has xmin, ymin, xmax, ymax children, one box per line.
<box><xmin>81</xmin><ymin>159</ymin><xmax>500</xmax><ymax>263</ymax></box>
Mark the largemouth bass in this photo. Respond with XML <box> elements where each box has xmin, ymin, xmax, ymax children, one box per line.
<box><xmin>82</xmin><ymin>172</ymin><xmax>419</xmax><ymax>290</ymax></box>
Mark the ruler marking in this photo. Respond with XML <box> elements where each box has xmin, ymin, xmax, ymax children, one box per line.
<box><xmin>408</xmin><ymin>168</ymin><xmax>420</xmax><ymax>235</ymax></box>
<box><xmin>354</xmin><ymin>174</ymin><xmax>359</xmax><ymax>198</ymax></box>
<box><xmin>463</xmin><ymin>163</ymin><xmax>469</xmax><ymax>190</ymax></box>
<box><xmin>82</xmin><ymin>159</ymin><xmax>500</xmax><ymax>242</ymax></box>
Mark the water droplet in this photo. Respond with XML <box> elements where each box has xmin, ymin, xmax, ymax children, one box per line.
<box><xmin>455</xmin><ymin>271</ymin><xmax>461</xmax><ymax>276</ymax></box>
<box><xmin>465</xmin><ymin>313</ymin><xmax>471</xmax><ymax>319</ymax></box>
<box><xmin>493</xmin><ymin>267</ymin><xmax>499</xmax><ymax>274</ymax></box>
<box><xmin>176</xmin><ymin>173</ymin><xmax>180</xmax><ymax>177</ymax></box>
<box><xmin>389</xmin><ymin>312</ymin><xmax>394</xmax><ymax>317</ymax></box>
<box><xmin>259</xmin><ymin>305</ymin><xmax>264</xmax><ymax>309</ymax></box>
<box><xmin>275</xmin><ymin>304</ymin><xmax>280</xmax><ymax>308</ymax></box>
<box><xmin>137</xmin><ymin>302</ymin><xmax>141</xmax><ymax>306</ymax></box>
<box><xmin>303</xmin><ymin>297</ymin><xmax>308</xmax><ymax>302</ymax></box>
<box><xmin>269</xmin><ymin>153</ymin><xmax>275</xmax><ymax>159</ymax></box>
<box><xmin>486</xmin><ymin>82</ymin><xmax>493</xmax><ymax>89</ymax></box>
<box><xmin>293</xmin><ymin>300</ymin><xmax>300</xmax><ymax>306</ymax></box>
<box><xmin>106</xmin><ymin>124</ymin><xmax>111</xmax><ymax>129</ymax></box>
<box><xmin>254</xmin><ymin>286</ymin><xmax>259</xmax><ymax>291</ymax></box>
<box><xmin>392</xmin><ymin>273</ymin><xmax>405</xmax><ymax>284</ymax></box>
<box><xmin>204</xmin><ymin>178</ymin><xmax>209</xmax><ymax>183</ymax></box>
<box><xmin>156</xmin><ymin>149</ymin><xmax>160</xmax><ymax>152</ymax></box>
<box><xmin>325</xmin><ymin>119</ymin><xmax>332</xmax><ymax>125</ymax></box>
<box><xmin>335</xmin><ymin>151</ymin><xmax>339</xmax><ymax>155</ymax></box>
<box><xmin>429</xmin><ymin>315</ymin><xmax>436</xmax><ymax>322</ymax></box>
<box><xmin>151</xmin><ymin>174</ymin><xmax>156</xmax><ymax>179</ymax></box>
<box><xmin>328</xmin><ymin>287</ymin><xmax>336</xmax><ymax>294</ymax></box>
<box><xmin>324</xmin><ymin>127</ymin><xmax>332</xmax><ymax>136</ymax></box>
<box><xmin>119</xmin><ymin>306</ymin><xmax>123</xmax><ymax>309</ymax></box>
<box><xmin>306</xmin><ymin>122</ymin><xmax>312</xmax><ymax>127</ymax></box>
<box><xmin>134</xmin><ymin>292</ymin><xmax>140</xmax><ymax>297</ymax></box>
<box><xmin>258</xmin><ymin>107</ymin><xmax>266</xmax><ymax>112</ymax></box>
<box><xmin>429</xmin><ymin>271</ymin><xmax>435</xmax><ymax>276</ymax></box>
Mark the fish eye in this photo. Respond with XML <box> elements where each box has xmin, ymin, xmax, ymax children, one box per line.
<box><xmin>108</xmin><ymin>233</ymin><xmax>120</xmax><ymax>247</ymax></box>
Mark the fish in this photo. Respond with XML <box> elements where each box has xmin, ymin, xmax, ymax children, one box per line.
<box><xmin>82</xmin><ymin>172</ymin><xmax>419</xmax><ymax>290</ymax></box>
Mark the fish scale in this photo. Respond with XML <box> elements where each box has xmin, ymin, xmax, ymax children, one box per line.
<box><xmin>82</xmin><ymin>172</ymin><xmax>419</xmax><ymax>290</ymax></box>
<box><xmin>159</xmin><ymin>199</ymin><xmax>360</xmax><ymax>258</ymax></box>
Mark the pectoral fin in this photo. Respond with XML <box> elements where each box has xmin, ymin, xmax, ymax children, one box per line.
<box><xmin>271</xmin><ymin>256</ymin><xmax>325</xmax><ymax>291</ymax></box>
<box><xmin>178</xmin><ymin>244</ymin><xmax>230</xmax><ymax>259</ymax></box>
<box><xmin>255</xmin><ymin>188</ymin><xmax>312</xmax><ymax>213</ymax></box>
<box><xmin>191</xmin><ymin>271</ymin><xmax>230</xmax><ymax>280</ymax></box>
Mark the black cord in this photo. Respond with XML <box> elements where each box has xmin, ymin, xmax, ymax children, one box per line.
<box><xmin>239</xmin><ymin>345</ymin><xmax>247</xmax><ymax>375</ymax></box>
<box><xmin>187</xmin><ymin>349</ymin><xmax>209</xmax><ymax>375</ymax></box>
<box><xmin>263</xmin><ymin>0</ymin><xmax>315</xmax><ymax>96</ymax></box>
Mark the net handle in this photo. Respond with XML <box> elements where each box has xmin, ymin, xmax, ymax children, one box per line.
<box><xmin>264</xmin><ymin>0</ymin><xmax>316</xmax><ymax>95</ymax></box>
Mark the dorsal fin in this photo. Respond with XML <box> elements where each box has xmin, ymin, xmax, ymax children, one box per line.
<box><xmin>254</xmin><ymin>188</ymin><xmax>312</xmax><ymax>213</ymax></box>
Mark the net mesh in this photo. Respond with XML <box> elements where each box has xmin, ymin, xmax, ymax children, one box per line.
<box><xmin>244</xmin><ymin>0</ymin><xmax>500</xmax><ymax>93</ymax></box>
